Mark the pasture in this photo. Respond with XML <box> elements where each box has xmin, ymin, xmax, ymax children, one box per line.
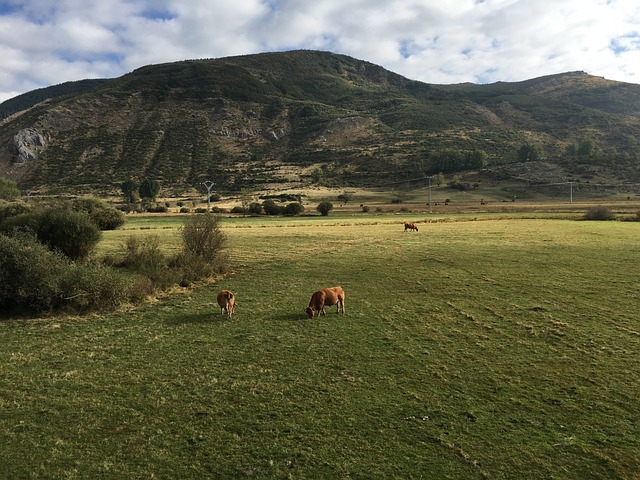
<box><xmin>1</xmin><ymin>212</ymin><xmax>639</xmax><ymax>479</ymax></box>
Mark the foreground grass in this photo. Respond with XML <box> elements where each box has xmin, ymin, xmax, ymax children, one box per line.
<box><xmin>1</xmin><ymin>215</ymin><xmax>639</xmax><ymax>478</ymax></box>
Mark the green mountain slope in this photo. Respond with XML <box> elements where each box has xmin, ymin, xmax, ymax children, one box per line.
<box><xmin>1</xmin><ymin>50</ymin><xmax>639</xmax><ymax>195</ymax></box>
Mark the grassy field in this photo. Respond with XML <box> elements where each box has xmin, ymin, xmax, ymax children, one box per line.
<box><xmin>1</xmin><ymin>212</ymin><xmax>639</xmax><ymax>479</ymax></box>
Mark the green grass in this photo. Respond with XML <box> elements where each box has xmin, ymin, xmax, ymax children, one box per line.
<box><xmin>1</xmin><ymin>215</ymin><xmax>639</xmax><ymax>478</ymax></box>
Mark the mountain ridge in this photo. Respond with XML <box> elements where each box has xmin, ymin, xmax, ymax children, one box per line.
<box><xmin>1</xmin><ymin>50</ymin><xmax>639</xmax><ymax>197</ymax></box>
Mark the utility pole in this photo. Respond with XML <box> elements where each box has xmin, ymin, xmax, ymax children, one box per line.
<box><xmin>569</xmin><ymin>182</ymin><xmax>574</xmax><ymax>204</ymax></box>
<box><xmin>201</xmin><ymin>181</ymin><xmax>216</xmax><ymax>212</ymax></box>
<box><xmin>427</xmin><ymin>176</ymin><xmax>433</xmax><ymax>213</ymax></box>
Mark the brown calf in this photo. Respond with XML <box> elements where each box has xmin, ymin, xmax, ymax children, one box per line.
<box><xmin>216</xmin><ymin>290</ymin><xmax>236</xmax><ymax>319</ymax></box>
<box><xmin>306</xmin><ymin>286</ymin><xmax>345</xmax><ymax>318</ymax></box>
<box><xmin>404</xmin><ymin>222</ymin><xmax>419</xmax><ymax>232</ymax></box>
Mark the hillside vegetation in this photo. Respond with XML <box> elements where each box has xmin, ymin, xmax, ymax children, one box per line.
<box><xmin>1</xmin><ymin>50</ymin><xmax>639</xmax><ymax>197</ymax></box>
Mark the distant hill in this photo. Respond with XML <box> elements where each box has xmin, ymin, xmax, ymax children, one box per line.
<box><xmin>1</xmin><ymin>50</ymin><xmax>639</xmax><ymax>198</ymax></box>
<box><xmin>0</xmin><ymin>79</ymin><xmax>109</xmax><ymax>120</ymax></box>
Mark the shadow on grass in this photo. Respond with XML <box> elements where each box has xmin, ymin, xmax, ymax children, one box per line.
<box><xmin>167</xmin><ymin>311</ymin><xmax>227</xmax><ymax>324</ymax></box>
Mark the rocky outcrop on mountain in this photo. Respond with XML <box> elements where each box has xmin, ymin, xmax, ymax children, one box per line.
<box><xmin>13</xmin><ymin>128</ymin><xmax>49</xmax><ymax>163</ymax></box>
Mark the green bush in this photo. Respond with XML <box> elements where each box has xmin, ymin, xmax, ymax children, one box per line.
<box><xmin>147</xmin><ymin>204</ymin><xmax>168</xmax><ymax>213</ymax></box>
<box><xmin>0</xmin><ymin>233</ymin><xmax>69</xmax><ymax>313</ymax></box>
<box><xmin>584</xmin><ymin>206</ymin><xmax>615</xmax><ymax>221</ymax></box>
<box><xmin>248</xmin><ymin>202</ymin><xmax>263</xmax><ymax>215</ymax></box>
<box><xmin>70</xmin><ymin>197</ymin><xmax>125</xmax><ymax>230</ymax></box>
<box><xmin>316</xmin><ymin>201</ymin><xmax>334</xmax><ymax>216</ymax></box>
<box><xmin>181</xmin><ymin>213</ymin><xmax>226</xmax><ymax>260</ymax></box>
<box><xmin>0</xmin><ymin>211</ymin><xmax>40</xmax><ymax>234</ymax></box>
<box><xmin>0</xmin><ymin>207</ymin><xmax>102</xmax><ymax>260</ymax></box>
<box><xmin>0</xmin><ymin>178</ymin><xmax>21</xmax><ymax>201</ymax></box>
<box><xmin>0</xmin><ymin>201</ymin><xmax>32</xmax><ymax>224</ymax></box>
<box><xmin>36</xmin><ymin>208</ymin><xmax>102</xmax><ymax>260</ymax></box>
<box><xmin>176</xmin><ymin>214</ymin><xmax>228</xmax><ymax>282</ymax></box>
<box><xmin>59</xmin><ymin>262</ymin><xmax>137</xmax><ymax>313</ymax></box>
<box><xmin>117</xmin><ymin>235</ymin><xmax>174</xmax><ymax>288</ymax></box>
<box><xmin>262</xmin><ymin>200</ymin><xmax>282</xmax><ymax>215</ymax></box>
<box><xmin>283</xmin><ymin>202</ymin><xmax>305</xmax><ymax>216</ymax></box>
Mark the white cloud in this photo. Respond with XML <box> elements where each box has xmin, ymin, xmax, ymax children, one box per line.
<box><xmin>1</xmin><ymin>0</ymin><xmax>640</xmax><ymax>102</ymax></box>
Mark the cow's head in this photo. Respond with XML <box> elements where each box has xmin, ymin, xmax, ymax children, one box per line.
<box><xmin>305</xmin><ymin>307</ymin><xmax>315</xmax><ymax>318</ymax></box>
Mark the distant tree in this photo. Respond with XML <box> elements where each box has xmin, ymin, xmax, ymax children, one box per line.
<box><xmin>0</xmin><ymin>178</ymin><xmax>21</xmax><ymax>201</ymax></box>
<box><xmin>337</xmin><ymin>191</ymin><xmax>355</xmax><ymax>205</ymax></box>
<box><xmin>121</xmin><ymin>179</ymin><xmax>139</xmax><ymax>203</ymax></box>
<box><xmin>262</xmin><ymin>200</ymin><xmax>282</xmax><ymax>215</ymax></box>
<box><xmin>517</xmin><ymin>143</ymin><xmax>542</xmax><ymax>162</ymax></box>
<box><xmin>283</xmin><ymin>202</ymin><xmax>305</xmax><ymax>216</ymax></box>
<box><xmin>316</xmin><ymin>201</ymin><xmax>334</xmax><ymax>216</ymax></box>
<box><xmin>565</xmin><ymin>143</ymin><xmax>579</xmax><ymax>156</ymax></box>
<box><xmin>240</xmin><ymin>188</ymin><xmax>254</xmax><ymax>215</ymax></box>
<box><xmin>467</xmin><ymin>149</ymin><xmax>488</xmax><ymax>169</ymax></box>
<box><xmin>577</xmin><ymin>139</ymin><xmax>595</xmax><ymax>156</ymax></box>
<box><xmin>139</xmin><ymin>179</ymin><xmax>160</xmax><ymax>201</ymax></box>
<box><xmin>248</xmin><ymin>202</ymin><xmax>263</xmax><ymax>215</ymax></box>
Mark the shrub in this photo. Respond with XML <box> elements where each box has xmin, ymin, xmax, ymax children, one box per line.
<box><xmin>0</xmin><ymin>233</ymin><xmax>69</xmax><ymax>312</ymax></box>
<box><xmin>70</xmin><ymin>197</ymin><xmax>125</xmax><ymax>230</ymax></box>
<box><xmin>0</xmin><ymin>178</ymin><xmax>21</xmax><ymax>201</ymax></box>
<box><xmin>262</xmin><ymin>200</ymin><xmax>282</xmax><ymax>215</ymax></box>
<box><xmin>231</xmin><ymin>206</ymin><xmax>246</xmax><ymax>214</ymax></box>
<box><xmin>59</xmin><ymin>262</ymin><xmax>137</xmax><ymax>313</ymax></box>
<box><xmin>36</xmin><ymin>208</ymin><xmax>102</xmax><ymax>260</ymax></box>
<box><xmin>139</xmin><ymin>178</ymin><xmax>160</xmax><ymax>200</ymax></box>
<box><xmin>584</xmin><ymin>206</ymin><xmax>615</xmax><ymax>221</ymax></box>
<box><xmin>391</xmin><ymin>197</ymin><xmax>403</xmax><ymax>204</ymax></box>
<box><xmin>0</xmin><ymin>207</ymin><xmax>101</xmax><ymax>261</ymax></box>
<box><xmin>179</xmin><ymin>207</ymin><xmax>191</xmax><ymax>213</ymax></box>
<box><xmin>194</xmin><ymin>208</ymin><xmax>208</xmax><ymax>213</ymax></box>
<box><xmin>316</xmin><ymin>201</ymin><xmax>334</xmax><ymax>216</ymax></box>
<box><xmin>0</xmin><ymin>201</ymin><xmax>32</xmax><ymax>224</ymax></box>
<box><xmin>117</xmin><ymin>235</ymin><xmax>174</xmax><ymax>288</ymax></box>
<box><xmin>248</xmin><ymin>202</ymin><xmax>263</xmax><ymax>215</ymax></box>
<box><xmin>283</xmin><ymin>202</ymin><xmax>305</xmax><ymax>216</ymax></box>
<box><xmin>147</xmin><ymin>204</ymin><xmax>168</xmax><ymax>213</ymax></box>
<box><xmin>181</xmin><ymin>213</ymin><xmax>227</xmax><ymax>262</ymax></box>
<box><xmin>174</xmin><ymin>213</ymin><xmax>228</xmax><ymax>284</ymax></box>
<box><xmin>362</xmin><ymin>205</ymin><xmax>370</xmax><ymax>213</ymax></box>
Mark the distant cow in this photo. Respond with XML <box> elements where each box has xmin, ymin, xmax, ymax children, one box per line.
<box><xmin>216</xmin><ymin>290</ymin><xmax>236</xmax><ymax>319</ymax></box>
<box><xmin>404</xmin><ymin>222</ymin><xmax>419</xmax><ymax>232</ymax></box>
<box><xmin>306</xmin><ymin>286</ymin><xmax>345</xmax><ymax>318</ymax></box>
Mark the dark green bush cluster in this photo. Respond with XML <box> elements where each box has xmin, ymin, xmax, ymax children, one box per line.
<box><xmin>262</xmin><ymin>200</ymin><xmax>305</xmax><ymax>216</ymax></box>
<box><xmin>583</xmin><ymin>206</ymin><xmax>615</xmax><ymax>221</ymax></box>
<box><xmin>0</xmin><ymin>233</ymin><xmax>136</xmax><ymax>315</ymax></box>
<box><xmin>0</xmin><ymin>207</ymin><xmax>101</xmax><ymax>260</ymax></box>
<box><xmin>0</xmin><ymin>205</ymin><xmax>229</xmax><ymax>316</ymax></box>
<box><xmin>316</xmin><ymin>201</ymin><xmax>334</xmax><ymax>216</ymax></box>
<box><xmin>70</xmin><ymin>197</ymin><xmax>125</xmax><ymax>230</ymax></box>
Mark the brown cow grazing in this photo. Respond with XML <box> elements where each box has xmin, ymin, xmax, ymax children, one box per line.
<box><xmin>306</xmin><ymin>286</ymin><xmax>345</xmax><ymax>318</ymax></box>
<box><xmin>404</xmin><ymin>222</ymin><xmax>419</xmax><ymax>232</ymax></box>
<box><xmin>216</xmin><ymin>290</ymin><xmax>236</xmax><ymax>319</ymax></box>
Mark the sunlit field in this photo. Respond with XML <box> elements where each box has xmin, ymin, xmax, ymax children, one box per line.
<box><xmin>1</xmin><ymin>212</ymin><xmax>639</xmax><ymax>479</ymax></box>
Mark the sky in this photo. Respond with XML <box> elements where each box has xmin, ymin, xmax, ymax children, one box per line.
<box><xmin>1</xmin><ymin>0</ymin><xmax>639</xmax><ymax>103</ymax></box>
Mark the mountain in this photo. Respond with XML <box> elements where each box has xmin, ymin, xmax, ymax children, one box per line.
<box><xmin>0</xmin><ymin>79</ymin><xmax>109</xmax><ymax>120</ymax></box>
<box><xmin>1</xmin><ymin>50</ymin><xmax>639</xmax><ymax>197</ymax></box>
